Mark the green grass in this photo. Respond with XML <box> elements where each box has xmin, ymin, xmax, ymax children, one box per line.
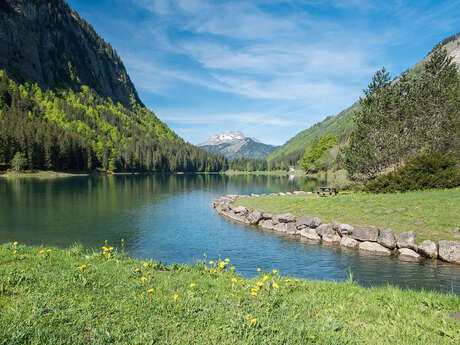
<box><xmin>1</xmin><ymin>244</ymin><xmax>459</xmax><ymax>344</ymax></box>
<box><xmin>233</xmin><ymin>189</ymin><xmax>460</xmax><ymax>242</ymax></box>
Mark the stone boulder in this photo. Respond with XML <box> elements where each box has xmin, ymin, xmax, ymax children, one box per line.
<box><xmin>247</xmin><ymin>210</ymin><xmax>263</xmax><ymax>225</ymax></box>
<box><xmin>315</xmin><ymin>224</ymin><xmax>331</xmax><ymax>237</ymax></box>
<box><xmin>438</xmin><ymin>241</ymin><xmax>460</xmax><ymax>264</ymax></box>
<box><xmin>352</xmin><ymin>226</ymin><xmax>379</xmax><ymax>242</ymax></box>
<box><xmin>259</xmin><ymin>219</ymin><xmax>275</xmax><ymax>230</ymax></box>
<box><xmin>339</xmin><ymin>224</ymin><xmax>353</xmax><ymax>236</ymax></box>
<box><xmin>377</xmin><ymin>229</ymin><xmax>397</xmax><ymax>249</ymax></box>
<box><xmin>286</xmin><ymin>223</ymin><xmax>298</xmax><ymax>235</ymax></box>
<box><xmin>340</xmin><ymin>236</ymin><xmax>359</xmax><ymax>248</ymax></box>
<box><xmin>273</xmin><ymin>223</ymin><xmax>288</xmax><ymax>233</ymax></box>
<box><xmin>293</xmin><ymin>191</ymin><xmax>306</xmax><ymax>195</ymax></box>
<box><xmin>300</xmin><ymin>228</ymin><xmax>321</xmax><ymax>240</ymax></box>
<box><xmin>418</xmin><ymin>240</ymin><xmax>438</xmax><ymax>259</ymax></box>
<box><xmin>277</xmin><ymin>213</ymin><xmax>297</xmax><ymax>223</ymax></box>
<box><xmin>359</xmin><ymin>241</ymin><xmax>392</xmax><ymax>255</ymax></box>
<box><xmin>322</xmin><ymin>227</ymin><xmax>341</xmax><ymax>243</ymax></box>
<box><xmin>396</xmin><ymin>231</ymin><xmax>417</xmax><ymax>251</ymax></box>
<box><xmin>221</xmin><ymin>211</ymin><xmax>250</xmax><ymax>225</ymax></box>
<box><xmin>262</xmin><ymin>213</ymin><xmax>273</xmax><ymax>220</ymax></box>
<box><xmin>232</xmin><ymin>205</ymin><xmax>249</xmax><ymax>215</ymax></box>
<box><xmin>296</xmin><ymin>216</ymin><xmax>322</xmax><ymax>229</ymax></box>
<box><xmin>398</xmin><ymin>248</ymin><xmax>421</xmax><ymax>261</ymax></box>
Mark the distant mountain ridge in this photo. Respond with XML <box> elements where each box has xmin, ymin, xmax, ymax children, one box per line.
<box><xmin>198</xmin><ymin>131</ymin><xmax>278</xmax><ymax>160</ymax></box>
<box><xmin>267</xmin><ymin>32</ymin><xmax>460</xmax><ymax>164</ymax></box>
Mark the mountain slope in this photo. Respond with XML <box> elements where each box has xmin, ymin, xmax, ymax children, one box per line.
<box><xmin>268</xmin><ymin>32</ymin><xmax>460</xmax><ymax>164</ymax></box>
<box><xmin>0</xmin><ymin>0</ymin><xmax>227</xmax><ymax>172</ymax></box>
<box><xmin>198</xmin><ymin>131</ymin><xmax>278</xmax><ymax>159</ymax></box>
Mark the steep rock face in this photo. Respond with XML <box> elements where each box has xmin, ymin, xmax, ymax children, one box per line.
<box><xmin>0</xmin><ymin>0</ymin><xmax>142</xmax><ymax>108</ymax></box>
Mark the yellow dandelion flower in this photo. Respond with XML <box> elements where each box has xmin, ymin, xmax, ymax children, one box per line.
<box><xmin>263</xmin><ymin>275</ymin><xmax>269</xmax><ymax>281</ymax></box>
<box><xmin>231</xmin><ymin>278</ymin><xmax>237</xmax><ymax>283</ymax></box>
<box><xmin>251</xmin><ymin>288</ymin><xmax>258</xmax><ymax>292</ymax></box>
<box><xmin>81</xmin><ymin>264</ymin><xmax>86</xmax><ymax>269</ymax></box>
<box><xmin>12</xmin><ymin>250</ymin><xmax>17</xmax><ymax>255</ymax></box>
<box><xmin>219</xmin><ymin>262</ymin><xmax>226</xmax><ymax>269</ymax></box>
<box><xmin>87</xmin><ymin>264</ymin><xmax>92</xmax><ymax>267</ymax></box>
<box><xmin>38</xmin><ymin>250</ymin><xmax>45</xmax><ymax>254</ymax></box>
<box><xmin>251</xmin><ymin>291</ymin><xmax>257</xmax><ymax>296</ymax></box>
<box><xmin>256</xmin><ymin>281</ymin><xmax>264</xmax><ymax>287</ymax></box>
<box><xmin>47</xmin><ymin>249</ymin><xmax>52</xmax><ymax>253</ymax></box>
<box><xmin>13</xmin><ymin>241</ymin><xmax>18</xmax><ymax>246</ymax></box>
<box><xmin>102</xmin><ymin>246</ymin><xmax>108</xmax><ymax>251</ymax></box>
<box><xmin>108</xmin><ymin>247</ymin><xmax>114</xmax><ymax>251</ymax></box>
<box><xmin>78</xmin><ymin>266</ymin><xmax>83</xmax><ymax>270</ymax></box>
<box><xmin>147</xmin><ymin>288</ymin><xmax>154</xmax><ymax>293</ymax></box>
<box><xmin>272</xmin><ymin>269</ymin><xmax>279</xmax><ymax>274</ymax></box>
<box><xmin>141</xmin><ymin>276</ymin><xmax>147</xmax><ymax>281</ymax></box>
<box><xmin>250</xmin><ymin>318</ymin><xmax>257</xmax><ymax>324</ymax></box>
<box><xmin>295</xmin><ymin>279</ymin><xmax>299</xmax><ymax>283</ymax></box>
<box><xmin>189</xmin><ymin>283</ymin><xmax>196</xmax><ymax>288</ymax></box>
<box><xmin>173</xmin><ymin>293</ymin><xmax>179</xmax><ymax>301</ymax></box>
<box><xmin>134</xmin><ymin>268</ymin><xmax>141</xmax><ymax>273</ymax></box>
<box><xmin>285</xmin><ymin>279</ymin><xmax>291</xmax><ymax>283</ymax></box>
<box><xmin>146</xmin><ymin>271</ymin><xmax>151</xmax><ymax>276</ymax></box>
<box><xmin>20</xmin><ymin>269</ymin><xmax>25</xmax><ymax>273</ymax></box>
<box><xmin>143</xmin><ymin>263</ymin><xmax>148</xmax><ymax>268</ymax></box>
<box><xmin>209</xmin><ymin>261</ymin><xmax>214</xmax><ymax>265</ymax></box>
<box><xmin>230</xmin><ymin>266</ymin><xmax>235</xmax><ymax>271</ymax></box>
<box><xmin>273</xmin><ymin>283</ymin><xmax>279</xmax><ymax>289</ymax></box>
<box><xmin>224</xmin><ymin>258</ymin><xmax>230</xmax><ymax>262</ymax></box>
<box><xmin>257</xmin><ymin>268</ymin><xmax>261</xmax><ymax>272</ymax></box>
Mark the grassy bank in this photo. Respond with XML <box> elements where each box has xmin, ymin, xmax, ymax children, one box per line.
<box><xmin>1</xmin><ymin>244</ymin><xmax>459</xmax><ymax>344</ymax></box>
<box><xmin>233</xmin><ymin>189</ymin><xmax>460</xmax><ymax>242</ymax></box>
<box><xmin>224</xmin><ymin>169</ymin><xmax>305</xmax><ymax>176</ymax></box>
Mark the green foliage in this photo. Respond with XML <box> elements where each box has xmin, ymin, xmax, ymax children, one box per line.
<box><xmin>10</xmin><ymin>152</ymin><xmax>27</xmax><ymax>171</ymax></box>
<box><xmin>301</xmin><ymin>134</ymin><xmax>338</xmax><ymax>173</ymax></box>
<box><xmin>0</xmin><ymin>70</ymin><xmax>228</xmax><ymax>172</ymax></box>
<box><xmin>1</xmin><ymin>244</ymin><xmax>459</xmax><ymax>344</ymax></box>
<box><xmin>343</xmin><ymin>48</ymin><xmax>460</xmax><ymax>180</ymax></box>
<box><xmin>364</xmin><ymin>153</ymin><xmax>460</xmax><ymax>193</ymax></box>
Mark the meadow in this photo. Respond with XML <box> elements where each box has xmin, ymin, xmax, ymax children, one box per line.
<box><xmin>0</xmin><ymin>243</ymin><xmax>459</xmax><ymax>344</ymax></box>
<box><xmin>233</xmin><ymin>189</ymin><xmax>460</xmax><ymax>242</ymax></box>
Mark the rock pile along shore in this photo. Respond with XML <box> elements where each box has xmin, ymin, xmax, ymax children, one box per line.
<box><xmin>212</xmin><ymin>192</ymin><xmax>460</xmax><ymax>265</ymax></box>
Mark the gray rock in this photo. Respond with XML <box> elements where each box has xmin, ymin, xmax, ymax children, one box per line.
<box><xmin>377</xmin><ymin>229</ymin><xmax>397</xmax><ymax>249</ymax></box>
<box><xmin>215</xmin><ymin>203</ymin><xmax>230</xmax><ymax>214</ymax></box>
<box><xmin>277</xmin><ymin>213</ymin><xmax>297</xmax><ymax>223</ymax></box>
<box><xmin>247</xmin><ymin>210</ymin><xmax>263</xmax><ymax>225</ymax></box>
<box><xmin>299</xmin><ymin>228</ymin><xmax>321</xmax><ymax>240</ymax></box>
<box><xmin>221</xmin><ymin>211</ymin><xmax>250</xmax><ymax>225</ymax></box>
<box><xmin>397</xmin><ymin>231</ymin><xmax>417</xmax><ymax>251</ymax></box>
<box><xmin>285</xmin><ymin>192</ymin><xmax>293</xmax><ymax>195</ymax></box>
<box><xmin>359</xmin><ymin>241</ymin><xmax>392</xmax><ymax>255</ymax></box>
<box><xmin>340</xmin><ymin>236</ymin><xmax>360</xmax><ymax>248</ymax></box>
<box><xmin>418</xmin><ymin>240</ymin><xmax>438</xmax><ymax>259</ymax></box>
<box><xmin>273</xmin><ymin>223</ymin><xmax>288</xmax><ymax>233</ymax></box>
<box><xmin>279</xmin><ymin>193</ymin><xmax>286</xmax><ymax>196</ymax></box>
<box><xmin>315</xmin><ymin>224</ymin><xmax>331</xmax><ymax>237</ymax></box>
<box><xmin>296</xmin><ymin>216</ymin><xmax>322</xmax><ymax>229</ymax></box>
<box><xmin>262</xmin><ymin>213</ymin><xmax>273</xmax><ymax>220</ymax></box>
<box><xmin>322</xmin><ymin>227</ymin><xmax>341</xmax><ymax>243</ymax></box>
<box><xmin>232</xmin><ymin>206</ymin><xmax>249</xmax><ymax>215</ymax></box>
<box><xmin>286</xmin><ymin>223</ymin><xmax>298</xmax><ymax>235</ymax></box>
<box><xmin>259</xmin><ymin>219</ymin><xmax>275</xmax><ymax>230</ymax></box>
<box><xmin>352</xmin><ymin>226</ymin><xmax>379</xmax><ymax>242</ymax></box>
<box><xmin>339</xmin><ymin>224</ymin><xmax>353</xmax><ymax>235</ymax></box>
<box><xmin>296</xmin><ymin>224</ymin><xmax>307</xmax><ymax>231</ymax></box>
<box><xmin>331</xmin><ymin>221</ymin><xmax>340</xmax><ymax>231</ymax></box>
<box><xmin>438</xmin><ymin>241</ymin><xmax>460</xmax><ymax>264</ymax></box>
<box><xmin>398</xmin><ymin>248</ymin><xmax>421</xmax><ymax>261</ymax></box>
<box><xmin>293</xmin><ymin>191</ymin><xmax>306</xmax><ymax>195</ymax></box>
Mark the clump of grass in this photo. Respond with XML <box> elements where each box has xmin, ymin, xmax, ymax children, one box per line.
<box><xmin>1</xmin><ymin>243</ymin><xmax>459</xmax><ymax>344</ymax></box>
<box><xmin>233</xmin><ymin>188</ymin><xmax>460</xmax><ymax>242</ymax></box>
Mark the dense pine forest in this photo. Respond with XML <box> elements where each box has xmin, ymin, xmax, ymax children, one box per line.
<box><xmin>0</xmin><ymin>71</ymin><xmax>228</xmax><ymax>172</ymax></box>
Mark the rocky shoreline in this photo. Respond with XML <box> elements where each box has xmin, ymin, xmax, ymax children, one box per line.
<box><xmin>212</xmin><ymin>192</ymin><xmax>460</xmax><ymax>265</ymax></box>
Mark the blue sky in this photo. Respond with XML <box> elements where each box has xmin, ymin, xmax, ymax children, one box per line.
<box><xmin>67</xmin><ymin>0</ymin><xmax>459</xmax><ymax>145</ymax></box>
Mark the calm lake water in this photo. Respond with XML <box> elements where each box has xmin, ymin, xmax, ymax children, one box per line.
<box><xmin>1</xmin><ymin>174</ymin><xmax>459</xmax><ymax>294</ymax></box>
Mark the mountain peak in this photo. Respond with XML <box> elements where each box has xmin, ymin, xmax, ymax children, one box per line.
<box><xmin>199</xmin><ymin>131</ymin><xmax>247</xmax><ymax>146</ymax></box>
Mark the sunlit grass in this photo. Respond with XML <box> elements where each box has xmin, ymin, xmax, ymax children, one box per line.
<box><xmin>233</xmin><ymin>189</ymin><xmax>460</xmax><ymax>242</ymax></box>
<box><xmin>1</xmin><ymin>243</ymin><xmax>459</xmax><ymax>344</ymax></box>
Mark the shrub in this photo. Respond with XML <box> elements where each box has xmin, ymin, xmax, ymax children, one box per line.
<box><xmin>10</xmin><ymin>152</ymin><xmax>27</xmax><ymax>171</ymax></box>
<box><xmin>364</xmin><ymin>153</ymin><xmax>460</xmax><ymax>193</ymax></box>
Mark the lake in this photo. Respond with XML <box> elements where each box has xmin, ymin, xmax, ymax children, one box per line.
<box><xmin>1</xmin><ymin>174</ymin><xmax>459</xmax><ymax>294</ymax></box>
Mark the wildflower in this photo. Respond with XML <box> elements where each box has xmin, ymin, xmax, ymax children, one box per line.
<box><xmin>256</xmin><ymin>281</ymin><xmax>264</xmax><ymax>287</ymax></box>
<box><xmin>224</xmin><ymin>258</ymin><xmax>230</xmax><ymax>262</ymax></box>
<box><xmin>143</xmin><ymin>263</ymin><xmax>148</xmax><ymax>268</ymax></box>
<box><xmin>38</xmin><ymin>250</ymin><xmax>45</xmax><ymax>254</ymax></box>
<box><xmin>230</xmin><ymin>266</ymin><xmax>235</xmax><ymax>271</ymax></box>
<box><xmin>13</xmin><ymin>241</ymin><xmax>18</xmax><ymax>246</ymax></box>
<box><xmin>20</xmin><ymin>269</ymin><xmax>25</xmax><ymax>273</ymax></box>
<box><xmin>251</xmin><ymin>288</ymin><xmax>258</xmax><ymax>293</ymax></box>
<box><xmin>285</xmin><ymin>279</ymin><xmax>291</xmax><ymax>283</ymax></box>
<box><xmin>251</xmin><ymin>291</ymin><xmax>257</xmax><ymax>296</ymax></box>
<box><xmin>141</xmin><ymin>276</ymin><xmax>147</xmax><ymax>281</ymax></box>
<box><xmin>209</xmin><ymin>261</ymin><xmax>214</xmax><ymax>265</ymax></box>
<box><xmin>134</xmin><ymin>268</ymin><xmax>141</xmax><ymax>273</ymax></box>
<box><xmin>78</xmin><ymin>266</ymin><xmax>84</xmax><ymax>270</ymax></box>
<box><xmin>101</xmin><ymin>246</ymin><xmax>108</xmax><ymax>251</ymax></box>
<box><xmin>173</xmin><ymin>293</ymin><xmax>179</xmax><ymax>301</ymax></box>
<box><xmin>250</xmin><ymin>318</ymin><xmax>257</xmax><ymax>324</ymax></box>
<box><xmin>189</xmin><ymin>283</ymin><xmax>196</xmax><ymax>288</ymax></box>
<box><xmin>295</xmin><ymin>279</ymin><xmax>299</xmax><ymax>283</ymax></box>
<box><xmin>108</xmin><ymin>247</ymin><xmax>114</xmax><ymax>252</ymax></box>
<box><xmin>263</xmin><ymin>275</ymin><xmax>269</xmax><ymax>281</ymax></box>
<box><xmin>219</xmin><ymin>262</ymin><xmax>226</xmax><ymax>269</ymax></box>
<box><xmin>147</xmin><ymin>288</ymin><xmax>154</xmax><ymax>293</ymax></box>
<box><xmin>47</xmin><ymin>249</ymin><xmax>52</xmax><ymax>253</ymax></box>
<box><xmin>272</xmin><ymin>269</ymin><xmax>279</xmax><ymax>274</ymax></box>
<box><xmin>257</xmin><ymin>268</ymin><xmax>261</xmax><ymax>272</ymax></box>
<box><xmin>12</xmin><ymin>250</ymin><xmax>17</xmax><ymax>255</ymax></box>
<box><xmin>146</xmin><ymin>271</ymin><xmax>151</xmax><ymax>276</ymax></box>
<box><xmin>87</xmin><ymin>264</ymin><xmax>92</xmax><ymax>267</ymax></box>
<box><xmin>273</xmin><ymin>283</ymin><xmax>279</xmax><ymax>289</ymax></box>
<box><xmin>231</xmin><ymin>278</ymin><xmax>237</xmax><ymax>283</ymax></box>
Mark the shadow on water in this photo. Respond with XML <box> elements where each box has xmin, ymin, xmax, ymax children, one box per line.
<box><xmin>0</xmin><ymin>174</ymin><xmax>459</xmax><ymax>294</ymax></box>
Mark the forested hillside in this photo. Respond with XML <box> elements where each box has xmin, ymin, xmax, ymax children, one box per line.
<box><xmin>0</xmin><ymin>0</ymin><xmax>227</xmax><ymax>172</ymax></box>
<box><xmin>268</xmin><ymin>32</ymin><xmax>460</xmax><ymax>168</ymax></box>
